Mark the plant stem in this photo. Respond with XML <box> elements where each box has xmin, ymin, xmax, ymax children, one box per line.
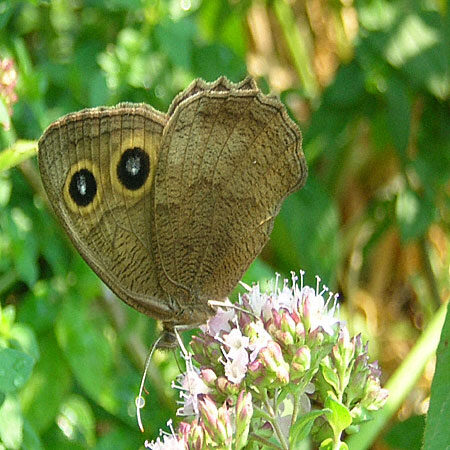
<box><xmin>253</xmin><ymin>405</ymin><xmax>275</xmax><ymax>422</ymax></box>
<box><xmin>249</xmin><ymin>433</ymin><xmax>284</xmax><ymax>450</ymax></box>
<box><xmin>262</xmin><ymin>389</ymin><xmax>290</xmax><ymax>450</ymax></box>
<box><xmin>0</xmin><ymin>139</ymin><xmax>37</xmax><ymax>173</ymax></box>
<box><xmin>291</xmin><ymin>373</ymin><xmax>316</xmax><ymax>426</ymax></box>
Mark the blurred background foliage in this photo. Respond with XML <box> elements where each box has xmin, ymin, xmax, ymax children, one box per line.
<box><xmin>0</xmin><ymin>0</ymin><xmax>448</xmax><ymax>448</ymax></box>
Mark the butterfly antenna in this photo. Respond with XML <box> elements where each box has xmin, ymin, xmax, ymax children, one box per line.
<box><xmin>136</xmin><ymin>333</ymin><xmax>164</xmax><ymax>432</ymax></box>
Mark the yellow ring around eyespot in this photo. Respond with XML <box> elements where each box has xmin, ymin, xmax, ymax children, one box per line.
<box><xmin>110</xmin><ymin>144</ymin><xmax>156</xmax><ymax>198</ymax></box>
<box><xmin>63</xmin><ymin>159</ymin><xmax>103</xmax><ymax>215</ymax></box>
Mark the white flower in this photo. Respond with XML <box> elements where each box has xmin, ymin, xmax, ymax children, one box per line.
<box><xmin>223</xmin><ymin>347</ymin><xmax>249</xmax><ymax>384</ymax></box>
<box><xmin>247</xmin><ymin>321</ymin><xmax>272</xmax><ymax>362</ymax></box>
<box><xmin>300</xmin><ymin>286</ymin><xmax>339</xmax><ymax>335</ymax></box>
<box><xmin>172</xmin><ymin>358</ymin><xmax>210</xmax><ymax>416</ymax></box>
<box><xmin>144</xmin><ymin>435</ymin><xmax>184</xmax><ymax>450</ymax></box>
<box><xmin>145</xmin><ymin>420</ymin><xmax>185</xmax><ymax>449</ymax></box>
<box><xmin>222</xmin><ymin>328</ymin><xmax>250</xmax><ymax>359</ymax></box>
<box><xmin>215</xmin><ymin>322</ymin><xmax>253</xmax><ymax>383</ymax></box>
<box><xmin>246</xmin><ymin>283</ymin><xmax>267</xmax><ymax>316</ymax></box>
<box><xmin>203</xmin><ymin>301</ymin><xmax>236</xmax><ymax>336</ymax></box>
<box><xmin>261</xmin><ymin>295</ymin><xmax>275</xmax><ymax>321</ymax></box>
<box><xmin>276</xmin><ymin>284</ymin><xmax>295</xmax><ymax>312</ymax></box>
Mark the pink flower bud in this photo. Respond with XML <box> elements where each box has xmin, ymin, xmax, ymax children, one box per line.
<box><xmin>259</xmin><ymin>342</ymin><xmax>289</xmax><ymax>385</ymax></box>
<box><xmin>201</xmin><ymin>368</ymin><xmax>217</xmax><ymax>386</ymax></box>
<box><xmin>179</xmin><ymin>421</ymin><xmax>191</xmax><ymax>440</ymax></box>
<box><xmin>296</xmin><ymin>321</ymin><xmax>306</xmax><ymax>340</ymax></box>
<box><xmin>236</xmin><ymin>391</ymin><xmax>253</xmax><ymax>449</ymax></box>
<box><xmin>292</xmin><ymin>346</ymin><xmax>311</xmax><ymax>374</ymax></box>
<box><xmin>247</xmin><ymin>359</ymin><xmax>266</xmax><ymax>385</ymax></box>
<box><xmin>276</xmin><ymin>330</ymin><xmax>294</xmax><ymax>346</ymax></box>
<box><xmin>198</xmin><ymin>395</ymin><xmax>219</xmax><ymax>438</ymax></box>
<box><xmin>189</xmin><ymin>422</ymin><xmax>204</xmax><ymax>450</ymax></box>
<box><xmin>248</xmin><ymin>359</ymin><xmax>263</xmax><ymax>373</ymax></box>
<box><xmin>280</xmin><ymin>311</ymin><xmax>296</xmax><ymax>335</ymax></box>
<box><xmin>216</xmin><ymin>376</ymin><xmax>229</xmax><ymax>394</ymax></box>
<box><xmin>217</xmin><ymin>403</ymin><xmax>233</xmax><ymax>445</ymax></box>
<box><xmin>272</xmin><ymin>309</ymin><xmax>282</xmax><ymax>328</ymax></box>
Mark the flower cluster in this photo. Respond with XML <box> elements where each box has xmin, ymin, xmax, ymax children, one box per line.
<box><xmin>0</xmin><ymin>58</ymin><xmax>18</xmax><ymax>130</ymax></box>
<box><xmin>145</xmin><ymin>271</ymin><xmax>388</xmax><ymax>449</ymax></box>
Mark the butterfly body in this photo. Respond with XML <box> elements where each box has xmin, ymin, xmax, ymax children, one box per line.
<box><xmin>38</xmin><ymin>77</ymin><xmax>307</xmax><ymax>340</ymax></box>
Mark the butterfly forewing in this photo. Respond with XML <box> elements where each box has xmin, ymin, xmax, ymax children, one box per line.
<box><xmin>152</xmin><ymin>78</ymin><xmax>307</xmax><ymax>321</ymax></box>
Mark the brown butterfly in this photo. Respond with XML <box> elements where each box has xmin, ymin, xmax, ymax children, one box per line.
<box><xmin>38</xmin><ymin>76</ymin><xmax>307</xmax><ymax>346</ymax></box>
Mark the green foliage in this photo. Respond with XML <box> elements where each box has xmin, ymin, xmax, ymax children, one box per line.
<box><xmin>0</xmin><ymin>0</ymin><xmax>448</xmax><ymax>448</ymax></box>
<box><xmin>0</xmin><ymin>141</ymin><xmax>36</xmax><ymax>174</ymax></box>
<box><xmin>385</xmin><ymin>414</ymin><xmax>425</xmax><ymax>450</ymax></box>
<box><xmin>290</xmin><ymin>409</ymin><xmax>329</xmax><ymax>448</ymax></box>
<box><xmin>423</xmin><ymin>304</ymin><xmax>450</xmax><ymax>450</ymax></box>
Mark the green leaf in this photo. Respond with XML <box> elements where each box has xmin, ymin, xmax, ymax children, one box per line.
<box><xmin>0</xmin><ymin>172</ymin><xmax>12</xmax><ymax>206</ymax></box>
<box><xmin>384</xmin><ymin>414</ymin><xmax>425</xmax><ymax>450</ymax></box>
<box><xmin>11</xmin><ymin>231</ymin><xmax>39</xmax><ymax>287</ymax></box>
<box><xmin>198</xmin><ymin>0</ymin><xmax>247</xmax><ymax>58</ymax></box>
<box><xmin>0</xmin><ymin>348</ymin><xmax>34</xmax><ymax>393</ymax></box>
<box><xmin>423</xmin><ymin>303</ymin><xmax>450</xmax><ymax>450</ymax></box>
<box><xmin>57</xmin><ymin>395</ymin><xmax>96</xmax><ymax>448</ymax></box>
<box><xmin>20</xmin><ymin>333</ymin><xmax>72</xmax><ymax>433</ymax></box>
<box><xmin>55</xmin><ymin>294</ymin><xmax>117</xmax><ymax>413</ymax></box>
<box><xmin>102</xmin><ymin>0</ymin><xmax>141</xmax><ymax>11</ymax></box>
<box><xmin>271</xmin><ymin>176</ymin><xmax>341</xmax><ymax>286</ymax></box>
<box><xmin>384</xmin><ymin>11</ymin><xmax>448</xmax><ymax>99</ymax></box>
<box><xmin>0</xmin><ymin>304</ymin><xmax>16</xmax><ymax>331</ymax></box>
<box><xmin>386</xmin><ymin>75</ymin><xmax>411</xmax><ymax>156</ymax></box>
<box><xmin>290</xmin><ymin>408</ymin><xmax>329</xmax><ymax>447</ymax></box>
<box><xmin>0</xmin><ymin>97</ymin><xmax>11</xmax><ymax>131</ymax></box>
<box><xmin>0</xmin><ymin>141</ymin><xmax>37</xmax><ymax>173</ymax></box>
<box><xmin>17</xmin><ymin>281</ymin><xmax>59</xmax><ymax>334</ymax></box>
<box><xmin>320</xmin><ymin>364</ymin><xmax>340</xmax><ymax>394</ymax></box>
<box><xmin>0</xmin><ymin>1</ymin><xmax>15</xmax><ymax>28</ymax></box>
<box><xmin>94</xmin><ymin>426</ymin><xmax>143</xmax><ymax>450</ymax></box>
<box><xmin>322</xmin><ymin>62</ymin><xmax>366</xmax><ymax>108</ymax></box>
<box><xmin>324</xmin><ymin>395</ymin><xmax>352</xmax><ymax>435</ymax></box>
<box><xmin>0</xmin><ymin>395</ymin><xmax>23</xmax><ymax>449</ymax></box>
<box><xmin>358</xmin><ymin>0</ymin><xmax>397</xmax><ymax>31</ymax></box>
<box><xmin>9</xmin><ymin>323</ymin><xmax>40</xmax><ymax>360</ymax></box>
<box><xmin>87</xmin><ymin>72</ymin><xmax>109</xmax><ymax>107</ymax></box>
<box><xmin>22</xmin><ymin>419</ymin><xmax>44</xmax><ymax>450</ymax></box>
<box><xmin>155</xmin><ymin>18</ymin><xmax>196</xmax><ymax>70</ymax></box>
<box><xmin>192</xmin><ymin>43</ymin><xmax>246</xmax><ymax>82</ymax></box>
<box><xmin>396</xmin><ymin>188</ymin><xmax>435</xmax><ymax>242</ymax></box>
<box><xmin>320</xmin><ymin>440</ymin><xmax>349</xmax><ymax>450</ymax></box>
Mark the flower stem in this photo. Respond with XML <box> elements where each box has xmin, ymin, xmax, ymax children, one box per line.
<box><xmin>333</xmin><ymin>431</ymin><xmax>343</xmax><ymax>449</ymax></box>
<box><xmin>249</xmin><ymin>433</ymin><xmax>284</xmax><ymax>450</ymax></box>
<box><xmin>253</xmin><ymin>406</ymin><xmax>274</xmax><ymax>422</ymax></box>
<box><xmin>262</xmin><ymin>389</ymin><xmax>290</xmax><ymax>450</ymax></box>
<box><xmin>291</xmin><ymin>375</ymin><xmax>315</xmax><ymax>426</ymax></box>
